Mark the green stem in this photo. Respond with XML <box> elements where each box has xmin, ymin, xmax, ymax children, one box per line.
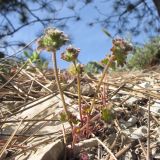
<box><xmin>90</xmin><ymin>55</ymin><xmax>115</xmax><ymax>113</ymax></box>
<box><xmin>73</xmin><ymin>61</ymin><xmax>83</xmax><ymax>122</ymax></box>
<box><xmin>52</xmin><ymin>51</ymin><xmax>73</xmax><ymax>128</ymax></box>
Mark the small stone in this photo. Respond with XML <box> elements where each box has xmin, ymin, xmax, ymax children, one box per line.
<box><xmin>125</xmin><ymin>97</ymin><xmax>138</xmax><ymax>106</ymax></box>
<box><xmin>152</xmin><ymin>147</ymin><xmax>160</xmax><ymax>159</ymax></box>
<box><xmin>81</xmin><ymin>84</ymin><xmax>95</xmax><ymax>96</ymax></box>
<box><xmin>130</xmin><ymin>126</ymin><xmax>147</xmax><ymax>139</ymax></box>
<box><xmin>125</xmin><ymin>116</ymin><xmax>138</xmax><ymax>128</ymax></box>
<box><xmin>28</xmin><ymin>140</ymin><xmax>64</xmax><ymax>160</ymax></box>
<box><xmin>139</xmin><ymin>82</ymin><xmax>151</xmax><ymax>88</ymax></box>
<box><xmin>151</xmin><ymin>102</ymin><xmax>160</xmax><ymax>114</ymax></box>
<box><xmin>124</xmin><ymin>151</ymin><xmax>134</xmax><ymax>160</ymax></box>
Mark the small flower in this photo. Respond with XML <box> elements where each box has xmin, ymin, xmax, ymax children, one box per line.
<box><xmin>101</xmin><ymin>38</ymin><xmax>133</xmax><ymax>68</ymax></box>
<box><xmin>61</xmin><ymin>45</ymin><xmax>80</xmax><ymax>62</ymax></box>
<box><xmin>37</xmin><ymin>27</ymin><xmax>69</xmax><ymax>52</ymax></box>
<box><xmin>111</xmin><ymin>38</ymin><xmax>133</xmax><ymax>55</ymax></box>
<box><xmin>109</xmin><ymin>38</ymin><xmax>133</xmax><ymax>67</ymax></box>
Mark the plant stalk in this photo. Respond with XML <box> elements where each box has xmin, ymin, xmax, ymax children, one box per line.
<box><xmin>147</xmin><ymin>97</ymin><xmax>151</xmax><ymax>160</ymax></box>
<box><xmin>52</xmin><ymin>51</ymin><xmax>73</xmax><ymax>128</ymax></box>
<box><xmin>73</xmin><ymin>61</ymin><xmax>83</xmax><ymax>122</ymax></box>
<box><xmin>90</xmin><ymin>55</ymin><xmax>115</xmax><ymax>113</ymax></box>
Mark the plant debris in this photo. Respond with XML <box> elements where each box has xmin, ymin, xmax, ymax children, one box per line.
<box><xmin>0</xmin><ymin>59</ymin><xmax>160</xmax><ymax>159</ymax></box>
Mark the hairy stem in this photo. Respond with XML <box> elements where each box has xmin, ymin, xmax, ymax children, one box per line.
<box><xmin>90</xmin><ymin>55</ymin><xmax>115</xmax><ymax>113</ymax></box>
<box><xmin>52</xmin><ymin>51</ymin><xmax>73</xmax><ymax>128</ymax></box>
<box><xmin>73</xmin><ymin>61</ymin><xmax>83</xmax><ymax>122</ymax></box>
<box><xmin>77</xmin><ymin>72</ymin><xmax>83</xmax><ymax>122</ymax></box>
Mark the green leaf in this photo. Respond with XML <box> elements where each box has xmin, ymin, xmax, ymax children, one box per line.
<box><xmin>102</xmin><ymin>29</ymin><xmax>113</xmax><ymax>39</ymax></box>
<box><xmin>23</xmin><ymin>51</ymin><xmax>30</xmax><ymax>58</ymax></box>
<box><xmin>32</xmin><ymin>51</ymin><xmax>39</xmax><ymax>60</ymax></box>
<box><xmin>59</xmin><ymin>112</ymin><xmax>67</xmax><ymax>122</ymax></box>
<box><xmin>115</xmin><ymin>51</ymin><xmax>127</xmax><ymax>67</ymax></box>
<box><xmin>101</xmin><ymin>57</ymin><xmax>109</xmax><ymax>65</ymax></box>
<box><xmin>101</xmin><ymin>56</ymin><xmax>116</xmax><ymax>69</ymax></box>
<box><xmin>101</xmin><ymin>108</ymin><xmax>113</xmax><ymax>122</ymax></box>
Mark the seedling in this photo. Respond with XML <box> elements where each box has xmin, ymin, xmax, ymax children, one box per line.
<box><xmin>37</xmin><ymin>27</ymin><xmax>133</xmax><ymax>153</ymax></box>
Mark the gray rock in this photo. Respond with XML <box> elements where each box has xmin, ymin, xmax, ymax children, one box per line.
<box><xmin>123</xmin><ymin>151</ymin><xmax>134</xmax><ymax>160</ymax></box>
<box><xmin>151</xmin><ymin>102</ymin><xmax>160</xmax><ymax>114</ymax></box>
<box><xmin>130</xmin><ymin>126</ymin><xmax>147</xmax><ymax>139</ymax></box>
<box><xmin>81</xmin><ymin>84</ymin><xmax>95</xmax><ymax>96</ymax></box>
<box><xmin>121</xmin><ymin>116</ymin><xmax>138</xmax><ymax>129</ymax></box>
<box><xmin>1</xmin><ymin>94</ymin><xmax>73</xmax><ymax>138</ymax></box>
<box><xmin>139</xmin><ymin>82</ymin><xmax>151</xmax><ymax>88</ymax></box>
<box><xmin>16</xmin><ymin>140</ymin><xmax>64</xmax><ymax>160</ymax></box>
<box><xmin>68</xmin><ymin>138</ymin><xmax>98</xmax><ymax>155</ymax></box>
<box><xmin>125</xmin><ymin>97</ymin><xmax>138</xmax><ymax>106</ymax></box>
<box><xmin>152</xmin><ymin>147</ymin><xmax>160</xmax><ymax>159</ymax></box>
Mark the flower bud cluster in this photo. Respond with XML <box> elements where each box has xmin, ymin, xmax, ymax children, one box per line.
<box><xmin>61</xmin><ymin>45</ymin><xmax>80</xmax><ymax>62</ymax></box>
<box><xmin>111</xmin><ymin>38</ymin><xmax>133</xmax><ymax>55</ymax></box>
<box><xmin>37</xmin><ymin>28</ymin><xmax>68</xmax><ymax>52</ymax></box>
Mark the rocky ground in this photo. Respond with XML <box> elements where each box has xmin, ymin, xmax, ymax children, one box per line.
<box><xmin>0</xmin><ymin>62</ymin><xmax>160</xmax><ymax>160</ymax></box>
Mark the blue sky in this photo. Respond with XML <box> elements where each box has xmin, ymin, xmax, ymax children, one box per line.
<box><xmin>7</xmin><ymin>0</ymin><xmax>151</xmax><ymax>68</ymax></box>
